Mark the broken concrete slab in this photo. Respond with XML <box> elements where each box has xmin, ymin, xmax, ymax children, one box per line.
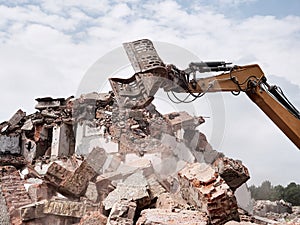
<box><xmin>27</xmin><ymin>183</ymin><xmax>54</xmax><ymax>203</ymax></box>
<box><xmin>107</xmin><ymin>200</ymin><xmax>137</xmax><ymax>225</ymax></box>
<box><xmin>86</xmin><ymin>147</ymin><xmax>108</xmax><ymax>173</ymax></box>
<box><xmin>0</xmin><ymin>134</ymin><xmax>21</xmax><ymax>154</ymax></box>
<box><xmin>253</xmin><ymin>200</ymin><xmax>292</xmax><ymax>217</ymax></box>
<box><xmin>19</xmin><ymin>200</ymin><xmax>47</xmax><ymax>221</ymax></box>
<box><xmin>44</xmin><ymin>162</ymin><xmax>73</xmax><ymax>188</ymax></box>
<box><xmin>43</xmin><ymin>199</ymin><xmax>101</xmax><ymax>218</ymax></box>
<box><xmin>214</xmin><ymin>157</ymin><xmax>250</xmax><ymax>191</ymax></box>
<box><xmin>51</xmin><ymin>123</ymin><xmax>75</xmax><ymax>157</ymax></box>
<box><xmin>95</xmin><ymin>172</ymin><xmax>120</xmax><ymax>203</ymax></box>
<box><xmin>60</xmin><ymin>160</ymin><xmax>98</xmax><ymax>197</ymax></box>
<box><xmin>21</xmin><ymin>119</ymin><xmax>33</xmax><ymax>131</ymax></box>
<box><xmin>164</xmin><ymin>111</ymin><xmax>201</xmax><ymax>132</ymax></box>
<box><xmin>21</xmin><ymin>137</ymin><xmax>36</xmax><ymax>163</ymax></box>
<box><xmin>102</xmin><ymin>153</ymin><xmax>122</xmax><ymax>173</ymax></box>
<box><xmin>103</xmin><ymin>171</ymin><xmax>150</xmax><ymax>210</ymax></box>
<box><xmin>136</xmin><ymin>209</ymin><xmax>208</xmax><ymax>225</ymax></box>
<box><xmin>75</xmin><ymin>121</ymin><xmax>118</xmax><ymax>155</ymax></box>
<box><xmin>155</xmin><ymin>192</ymin><xmax>189</xmax><ymax>211</ymax></box>
<box><xmin>35</xmin><ymin>97</ymin><xmax>66</xmax><ymax>110</ymax></box>
<box><xmin>7</xmin><ymin>109</ymin><xmax>26</xmax><ymax>131</ymax></box>
<box><xmin>234</xmin><ymin>184</ymin><xmax>254</xmax><ymax>214</ymax></box>
<box><xmin>117</xmin><ymin>158</ymin><xmax>155</xmax><ymax>178</ymax></box>
<box><xmin>178</xmin><ymin>162</ymin><xmax>240</xmax><ymax>225</ymax></box>
<box><xmin>78</xmin><ymin>211</ymin><xmax>107</xmax><ymax>225</ymax></box>
<box><xmin>85</xmin><ymin>182</ymin><xmax>99</xmax><ymax>203</ymax></box>
<box><xmin>146</xmin><ymin>174</ymin><xmax>166</xmax><ymax>200</ymax></box>
<box><xmin>161</xmin><ymin>133</ymin><xmax>195</xmax><ymax>163</ymax></box>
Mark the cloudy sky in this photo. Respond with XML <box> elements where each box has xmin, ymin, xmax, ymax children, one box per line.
<box><xmin>0</xmin><ymin>0</ymin><xmax>299</xmax><ymax>186</ymax></box>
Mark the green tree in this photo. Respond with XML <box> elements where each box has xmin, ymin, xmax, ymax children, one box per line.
<box><xmin>270</xmin><ymin>185</ymin><xmax>284</xmax><ymax>201</ymax></box>
<box><xmin>284</xmin><ymin>182</ymin><xmax>300</xmax><ymax>206</ymax></box>
<box><xmin>256</xmin><ymin>180</ymin><xmax>272</xmax><ymax>200</ymax></box>
<box><xmin>249</xmin><ymin>184</ymin><xmax>258</xmax><ymax>200</ymax></box>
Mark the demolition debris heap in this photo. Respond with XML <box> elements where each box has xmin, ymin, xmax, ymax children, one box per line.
<box><xmin>0</xmin><ymin>92</ymin><xmax>253</xmax><ymax>225</ymax></box>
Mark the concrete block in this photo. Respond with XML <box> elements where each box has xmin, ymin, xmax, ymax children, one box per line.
<box><xmin>86</xmin><ymin>147</ymin><xmax>107</xmax><ymax>173</ymax></box>
<box><xmin>103</xmin><ymin>171</ymin><xmax>150</xmax><ymax>210</ymax></box>
<box><xmin>107</xmin><ymin>200</ymin><xmax>137</xmax><ymax>225</ymax></box>
<box><xmin>60</xmin><ymin>160</ymin><xmax>97</xmax><ymax>197</ymax></box>
<box><xmin>79</xmin><ymin>211</ymin><xmax>107</xmax><ymax>225</ymax></box>
<box><xmin>43</xmin><ymin>199</ymin><xmax>100</xmax><ymax>218</ymax></box>
<box><xmin>156</xmin><ymin>192</ymin><xmax>189</xmax><ymax>210</ymax></box>
<box><xmin>161</xmin><ymin>134</ymin><xmax>195</xmax><ymax>163</ymax></box>
<box><xmin>146</xmin><ymin>174</ymin><xmax>166</xmax><ymax>200</ymax></box>
<box><xmin>44</xmin><ymin>162</ymin><xmax>72</xmax><ymax>188</ymax></box>
<box><xmin>164</xmin><ymin>111</ymin><xmax>195</xmax><ymax>131</ymax></box>
<box><xmin>27</xmin><ymin>183</ymin><xmax>54</xmax><ymax>203</ymax></box>
<box><xmin>19</xmin><ymin>200</ymin><xmax>47</xmax><ymax>221</ymax></box>
<box><xmin>178</xmin><ymin>163</ymin><xmax>240</xmax><ymax>225</ymax></box>
<box><xmin>22</xmin><ymin>137</ymin><xmax>36</xmax><ymax>163</ymax></box>
<box><xmin>136</xmin><ymin>209</ymin><xmax>208</xmax><ymax>225</ymax></box>
<box><xmin>0</xmin><ymin>134</ymin><xmax>20</xmax><ymax>154</ymax></box>
<box><xmin>85</xmin><ymin>182</ymin><xmax>99</xmax><ymax>203</ymax></box>
<box><xmin>75</xmin><ymin>121</ymin><xmax>118</xmax><ymax>155</ymax></box>
<box><xmin>8</xmin><ymin>109</ymin><xmax>26</xmax><ymax>129</ymax></box>
<box><xmin>214</xmin><ymin>157</ymin><xmax>250</xmax><ymax>191</ymax></box>
<box><xmin>51</xmin><ymin>123</ymin><xmax>75</xmax><ymax>157</ymax></box>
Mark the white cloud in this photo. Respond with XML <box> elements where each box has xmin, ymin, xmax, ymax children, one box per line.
<box><xmin>0</xmin><ymin>0</ymin><xmax>299</xmax><ymax>185</ymax></box>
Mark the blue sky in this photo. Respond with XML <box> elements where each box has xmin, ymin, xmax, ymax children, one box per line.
<box><xmin>206</xmin><ymin>0</ymin><xmax>300</xmax><ymax>18</ymax></box>
<box><xmin>0</xmin><ymin>0</ymin><xmax>299</xmax><ymax>185</ymax></box>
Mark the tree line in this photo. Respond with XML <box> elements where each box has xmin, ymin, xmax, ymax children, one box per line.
<box><xmin>249</xmin><ymin>181</ymin><xmax>300</xmax><ymax>206</ymax></box>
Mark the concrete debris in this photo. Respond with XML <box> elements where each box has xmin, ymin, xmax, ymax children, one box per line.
<box><xmin>0</xmin><ymin>166</ymin><xmax>32</xmax><ymax>225</ymax></box>
<box><xmin>79</xmin><ymin>211</ymin><xmax>107</xmax><ymax>225</ymax></box>
<box><xmin>155</xmin><ymin>192</ymin><xmax>190</xmax><ymax>210</ymax></box>
<box><xmin>103</xmin><ymin>171</ymin><xmax>151</xmax><ymax>210</ymax></box>
<box><xmin>43</xmin><ymin>199</ymin><xmax>101</xmax><ymax>218</ymax></box>
<box><xmin>253</xmin><ymin>200</ymin><xmax>292</xmax><ymax>217</ymax></box>
<box><xmin>8</xmin><ymin>109</ymin><xmax>26</xmax><ymax>131</ymax></box>
<box><xmin>146</xmin><ymin>174</ymin><xmax>166</xmax><ymax>200</ymax></box>
<box><xmin>164</xmin><ymin>111</ymin><xmax>205</xmax><ymax>132</ymax></box>
<box><xmin>214</xmin><ymin>157</ymin><xmax>250</xmax><ymax>191</ymax></box>
<box><xmin>27</xmin><ymin>182</ymin><xmax>55</xmax><ymax>202</ymax></box>
<box><xmin>0</xmin><ymin>154</ymin><xmax>27</xmax><ymax>168</ymax></box>
<box><xmin>178</xmin><ymin>162</ymin><xmax>240</xmax><ymax>224</ymax></box>
<box><xmin>136</xmin><ymin>208</ymin><xmax>209</xmax><ymax>225</ymax></box>
<box><xmin>224</xmin><ymin>222</ymin><xmax>258</xmax><ymax>225</ymax></box>
<box><xmin>85</xmin><ymin>182</ymin><xmax>99</xmax><ymax>203</ymax></box>
<box><xmin>95</xmin><ymin>172</ymin><xmax>120</xmax><ymax>203</ymax></box>
<box><xmin>107</xmin><ymin>200</ymin><xmax>137</xmax><ymax>225</ymax></box>
<box><xmin>0</xmin><ymin>86</ymin><xmax>277</xmax><ymax>223</ymax></box>
<box><xmin>19</xmin><ymin>200</ymin><xmax>47</xmax><ymax>221</ymax></box>
<box><xmin>0</xmin><ymin>134</ymin><xmax>21</xmax><ymax>155</ymax></box>
<box><xmin>35</xmin><ymin>97</ymin><xmax>68</xmax><ymax>110</ymax></box>
<box><xmin>44</xmin><ymin>162</ymin><xmax>73</xmax><ymax>188</ymax></box>
<box><xmin>60</xmin><ymin>160</ymin><xmax>98</xmax><ymax>197</ymax></box>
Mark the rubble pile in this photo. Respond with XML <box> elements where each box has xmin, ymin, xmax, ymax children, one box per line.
<box><xmin>253</xmin><ymin>200</ymin><xmax>300</xmax><ymax>223</ymax></box>
<box><xmin>0</xmin><ymin>92</ymin><xmax>260</xmax><ymax>225</ymax></box>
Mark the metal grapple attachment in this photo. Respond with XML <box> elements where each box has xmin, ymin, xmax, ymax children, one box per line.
<box><xmin>109</xmin><ymin>39</ymin><xmax>167</xmax><ymax>109</ymax></box>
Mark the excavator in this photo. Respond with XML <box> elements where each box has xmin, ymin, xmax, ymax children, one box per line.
<box><xmin>109</xmin><ymin>39</ymin><xmax>300</xmax><ymax>149</ymax></box>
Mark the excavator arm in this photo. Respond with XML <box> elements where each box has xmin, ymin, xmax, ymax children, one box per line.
<box><xmin>184</xmin><ymin>64</ymin><xmax>300</xmax><ymax>149</ymax></box>
<box><xmin>109</xmin><ymin>39</ymin><xmax>300</xmax><ymax>149</ymax></box>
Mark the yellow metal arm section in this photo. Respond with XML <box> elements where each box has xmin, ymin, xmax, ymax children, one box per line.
<box><xmin>188</xmin><ymin>64</ymin><xmax>265</xmax><ymax>93</ymax></box>
<box><xmin>189</xmin><ymin>64</ymin><xmax>300</xmax><ymax>149</ymax></box>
